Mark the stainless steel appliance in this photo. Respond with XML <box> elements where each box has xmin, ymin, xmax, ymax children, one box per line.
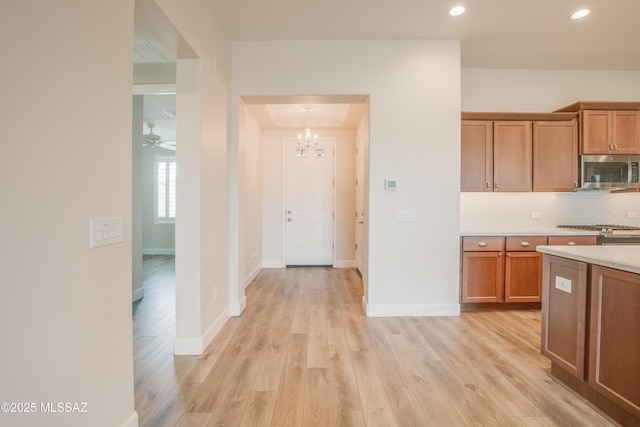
<box><xmin>557</xmin><ymin>224</ymin><xmax>640</xmax><ymax>245</ymax></box>
<box><xmin>580</xmin><ymin>155</ymin><xmax>640</xmax><ymax>190</ymax></box>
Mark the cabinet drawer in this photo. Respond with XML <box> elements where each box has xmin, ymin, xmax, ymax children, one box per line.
<box><xmin>462</xmin><ymin>236</ymin><xmax>504</xmax><ymax>251</ymax></box>
<box><xmin>548</xmin><ymin>235</ymin><xmax>597</xmax><ymax>246</ymax></box>
<box><xmin>505</xmin><ymin>236</ymin><xmax>547</xmax><ymax>251</ymax></box>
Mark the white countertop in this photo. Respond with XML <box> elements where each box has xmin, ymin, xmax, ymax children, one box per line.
<box><xmin>537</xmin><ymin>245</ymin><xmax>640</xmax><ymax>275</ymax></box>
<box><xmin>460</xmin><ymin>227</ymin><xmax>599</xmax><ymax>237</ymax></box>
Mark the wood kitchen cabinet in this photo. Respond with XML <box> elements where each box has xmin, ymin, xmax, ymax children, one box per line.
<box><xmin>581</xmin><ymin>110</ymin><xmax>639</xmax><ymax>154</ymax></box>
<box><xmin>461</xmin><ymin>121</ymin><xmax>493</xmax><ymax>191</ymax></box>
<box><xmin>504</xmin><ymin>236</ymin><xmax>546</xmax><ymax>302</ymax></box>
<box><xmin>541</xmin><ymin>255</ymin><xmax>588</xmax><ymax>380</ymax></box>
<box><xmin>547</xmin><ymin>235</ymin><xmax>598</xmax><ymax>246</ymax></box>
<box><xmin>461</xmin><ymin>237</ymin><xmax>504</xmax><ymax>302</ymax></box>
<box><xmin>493</xmin><ymin>121</ymin><xmax>532</xmax><ymax>191</ymax></box>
<box><xmin>589</xmin><ymin>265</ymin><xmax>640</xmax><ymax>418</ymax></box>
<box><xmin>461</xmin><ymin>113</ymin><xmax>578</xmax><ymax>192</ymax></box>
<box><xmin>461</xmin><ymin>235</ymin><xmax>594</xmax><ymax>306</ymax></box>
<box><xmin>460</xmin><ymin>120</ymin><xmax>532</xmax><ymax>192</ymax></box>
<box><xmin>533</xmin><ymin>119</ymin><xmax>578</xmax><ymax>192</ymax></box>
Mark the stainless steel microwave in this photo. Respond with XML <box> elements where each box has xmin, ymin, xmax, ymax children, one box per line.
<box><xmin>580</xmin><ymin>155</ymin><xmax>640</xmax><ymax>189</ymax></box>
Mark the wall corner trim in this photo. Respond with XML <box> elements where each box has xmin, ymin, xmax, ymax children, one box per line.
<box><xmin>174</xmin><ymin>309</ymin><xmax>230</xmax><ymax>355</ymax></box>
<box><xmin>119</xmin><ymin>411</ymin><xmax>139</xmax><ymax>427</ymax></box>
<box><xmin>132</xmin><ymin>286</ymin><xmax>144</xmax><ymax>303</ymax></box>
<box><xmin>365</xmin><ymin>303</ymin><xmax>461</xmax><ymax>318</ymax></box>
<box><xmin>230</xmin><ymin>296</ymin><xmax>247</xmax><ymax>317</ymax></box>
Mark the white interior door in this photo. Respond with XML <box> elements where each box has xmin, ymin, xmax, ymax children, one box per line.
<box><xmin>355</xmin><ymin>128</ymin><xmax>365</xmax><ymax>274</ymax></box>
<box><xmin>286</xmin><ymin>138</ymin><xmax>334</xmax><ymax>266</ymax></box>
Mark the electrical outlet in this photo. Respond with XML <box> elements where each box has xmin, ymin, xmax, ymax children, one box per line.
<box><xmin>628</xmin><ymin>211</ymin><xmax>637</xmax><ymax>218</ymax></box>
<box><xmin>530</xmin><ymin>211</ymin><xmax>541</xmax><ymax>219</ymax></box>
<box><xmin>555</xmin><ymin>276</ymin><xmax>572</xmax><ymax>294</ymax></box>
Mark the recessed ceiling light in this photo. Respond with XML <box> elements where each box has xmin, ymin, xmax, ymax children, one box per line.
<box><xmin>449</xmin><ymin>6</ymin><xmax>465</xmax><ymax>16</ymax></box>
<box><xmin>572</xmin><ymin>9</ymin><xmax>590</xmax><ymax>19</ymax></box>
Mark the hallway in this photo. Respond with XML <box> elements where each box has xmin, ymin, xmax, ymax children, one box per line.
<box><xmin>133</xmin><ymin>258</ymin><xmax>614</xmax><ymax>426</ymax></box>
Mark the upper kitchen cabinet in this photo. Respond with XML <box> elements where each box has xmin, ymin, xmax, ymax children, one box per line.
<box><xmin>461</xmin><ymin>120</ymin><xmax>493</xmax><ymax>191</ymax></box>
<box><xmin>533</xmin><ymin>119</ymin><xmax>578</xmax><ymax>192</ymax></box>
<box><xmin>493</xmin><ymin>121</ymin><xmax>532</xmax><ymax>191</ymax></box>
<box><xmin>582</xmin><ymin>110</ymin><xmax>639</xmax><ymax>154</ymax></box>
<box><xmin>462</xmin><ymin>113</ymin><xmax>578</xmax><ymax>192</ymax></box>
<box><xmin>554</xmin><ymin>102</ymin><xmax>640</xmax><ymax>155</ymax></box>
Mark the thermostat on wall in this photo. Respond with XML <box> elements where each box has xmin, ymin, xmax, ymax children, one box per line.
<box><xmin>385</xmin><ymin>179</ymin><xmax>397</xmax><ymax>191</ymax></box>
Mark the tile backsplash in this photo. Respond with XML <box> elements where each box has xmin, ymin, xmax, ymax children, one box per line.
<box><xmin>460</xmin><ymin>191</ymin><xmax>640</xmax><ymax>228</ymax></box>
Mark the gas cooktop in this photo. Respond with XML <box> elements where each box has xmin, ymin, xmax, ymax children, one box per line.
<box><xmin>557</xmin><ymin>224</ymin><xmax>640</xmax><ymax>235</ymax></box>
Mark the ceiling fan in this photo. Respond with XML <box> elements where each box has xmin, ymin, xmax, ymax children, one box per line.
<box><xmin>143</xmin><ymin>122</ymin><xmax>175</xmax><ymax>150</ymax></box>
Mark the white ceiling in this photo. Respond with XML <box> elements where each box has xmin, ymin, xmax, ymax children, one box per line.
<box><xmin>211</xmin><ymin>0</ymin><xmax>640</xmax><ymax>71</ymax></box>
<box><xmin>135</xmin><ymin>0</ymin><xmax>640</xmax><ymax>135</ymax></box>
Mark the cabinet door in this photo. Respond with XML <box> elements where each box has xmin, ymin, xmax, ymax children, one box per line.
<box><xmin>493</xmin><ymin>121</ymin><xmax>532</xmax><ymax>191</ymax></box>
<box><xmin>461</xmin><ymin>251</ymin><xmax>504</xmax><ymax>303</ymax></box>
<box><xmin>611</xmin><ymin>111</ymin><xmax>639</xmax><ymax>154</ymax></box>
<box><xmin>589</xmin><ymin>266</ymin><xmax>640</xmax><ymax>417</ymax></box>
<box><xmin>582</xmin><ymin>110</ymin><xmax>610</xmax><ymax>154</ymax></box>
<box><xmin>533</xmin><ymin>120</ymin><xmax>578</xmax><ymax>192</ymax></box>
<box><xmin>541</xmin><ymin>255</ymin><xmax>588</xmax><ymax>380</ymax></box>
<box><xmin>461</xmin><ymin>121</ymin><xmax>493</xmax><ymax>191</ymax></box>
<box><xmin>504</xmin><ymin>251</ymin><xmax>542</xmax><ymax>302</ymax></box>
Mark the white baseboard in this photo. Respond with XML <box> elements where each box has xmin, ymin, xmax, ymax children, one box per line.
<box><xmin>230</xmin><ymin>295</ymin><xmax>247</xmax><ymax>316</ymax></box>
<box><xmin>143</xmin><ymin>248</ymin><xmax>175</xmax><ymax>255</ymax></box>
<box><xmin>132</xmin><ymin>286</ymin><xmax>144</xmax><ymax>303</ymax></box>
<box><xmin>262</xmin><ymin>260</ymin><xmax>284</xmax><ymax>268</ymax></box>
<box><xmin>244</xmin><ymin>264</ymin><xmax>262</xmax><ymax>289</ymax></box>
<box><xmin>362</xmin><ymin>297</ymin><xmax>460</xmax><ymax>317</ymax></box>
<box><xmin>173</xmin><ymin>308</ymin><xmax>230</xmax><ymax>355</ymax></box>
<box><xmin>334</xmin><ymin>260</ymin><xmax>356</xmax><ymax>268</ymax></box>
<box><xmin>120</xmin><ymin>411</ymin><xmax>139</xmax><ymax>427</ymax></box>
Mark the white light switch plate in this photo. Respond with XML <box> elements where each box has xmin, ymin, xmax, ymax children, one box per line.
<box><xmin>90</xmin><ymin>216</ymin><xmax>125</xmax><ymax>248</ymax></box>
<box><xmin>395</xmin><ymin>209</ymin><xmax>417</xmax><ymax>222</ymax></box>
<box><xmin>555</xmin><ymin>276</ymin><xmax>572</xmax><ymax>294</ymax></box>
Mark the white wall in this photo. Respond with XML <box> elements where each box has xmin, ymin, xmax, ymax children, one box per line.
<box><xmin>232</xmin><ymin>40</ymin><xmax>462</xmax><ymax>316</ymax></box>
<box><xmin>239</xmin><ymin>102</ymin><xmax>263</xmax><ymax>286</ymax></box>
<box><xmin>462</xmin><ymin>68</ymin><xmax>640</xmax><ymax>112</ymax></box>
<box><xmin>0</xmin><ymin>1</ymin><xmax>136</xmax><ymax>426</ymax></box>
<box><xmin>132</xmin><ymin>96</ymin><xmax>145</xmax><ymax>303</ymax></box>
<box><xmin>261</xmin><ymin>129</ymin><xmax>356</xmax><ymax>268</ymax></box>
<box><xmin>155</xmin><ymin>0</ymin><xmax>232</xmax><ymax>355</ymax></box>
<box><xmin>461</xmin><ymin>68</ymin><xmax>640</xmax><ymax>228</ymax></box>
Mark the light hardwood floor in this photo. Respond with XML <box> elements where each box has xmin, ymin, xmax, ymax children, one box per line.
<box><xmin>133</xmin><ymin>256</ymin><xmax>616</xmax><ymax>427</ymax></box>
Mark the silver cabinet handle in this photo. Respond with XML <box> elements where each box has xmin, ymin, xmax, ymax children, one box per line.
<box><xmin>486</xmin><ymin>182</ymin><xmax>490</xmax><ymax>189</ymax></box>
<box><xmin>568</xmin><ymin>241</ymin><xmax>577</xmax><ymax>246</ymax></box>
<box><xmin>520</xmin><ymin>241</ymin><xmax>530</xmax><ymax>247</ymax></box>
<box><xmin>498</xmin><ymin>253</ymin><xmax>502</xmax><ymax>257</ymax></box>
<box><xmin>507</xmin><ymin>253</ymin><xmax>511</xmax><ymax>257</ymax></box>
<box><xmin>494</xmin><ymin>182</ymin><xmax>499</xmax><ymax>189</ymax></box>
<box><xmin>478</xmin><ymin>241</ymin><xmax>487</xmax><ymax>247</ymax></box>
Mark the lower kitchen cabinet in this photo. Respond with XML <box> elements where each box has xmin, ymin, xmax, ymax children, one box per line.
<box><xmin>461</xmin><ymin>235</ymin><xmax>596</xmax><ymax>305</ymax></box>
<box><xmin>540</xmin><ymin>255</ymin><xmax>640</xmax><ymax>425</ymax></box>
<box><xmin>589</xmin><ymin>265</ymin><xmax>640</xmax><ymax>418</ymax></box>
<box><xmin>461</xmin><ymin>237</ymin><xmax>504</xmax><ymax>303</ymax></box>
<box><xmin>541</xmin><ymin>255</ymin><xmax>588</xmax><ymax>380</ymax></box>
<box><xmin>504</xmin><ymin>236</ymin><xmax>547</xmax><ymax>302</ymax></box>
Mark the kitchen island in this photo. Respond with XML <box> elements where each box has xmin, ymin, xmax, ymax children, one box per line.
<box><xmin>537</xmin><ymin>245</ymin><xmax>640</xmax><ymax>426</ymax></box>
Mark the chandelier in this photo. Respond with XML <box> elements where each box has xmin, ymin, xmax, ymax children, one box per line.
<box><xmin>297</xmin><ymin>105</ymin><xmax>319</xmax><ymax>149</ymax></box>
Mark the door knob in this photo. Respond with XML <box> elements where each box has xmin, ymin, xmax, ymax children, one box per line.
<box><xmin>287</xmin><ymin>218</ymin><xmax>293</xmax><ymax>222</ymax></box>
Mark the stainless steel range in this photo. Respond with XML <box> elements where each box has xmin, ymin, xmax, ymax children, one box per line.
<box><xmin>557</xmin><ymin>224</ymin><xmax>640</xmax><ymax>245</ymax></box>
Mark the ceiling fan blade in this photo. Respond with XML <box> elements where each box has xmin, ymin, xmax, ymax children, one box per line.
<box><xmin>157</xmin><ymin>141</ymin><xmax>176</xmax><ymax>151</ymax></box>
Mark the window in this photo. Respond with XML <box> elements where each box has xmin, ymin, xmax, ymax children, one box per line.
<box><xmin>155</xmin><ymin>155</ymin><xmax>176</xmax><ymax>224</ymax></box>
